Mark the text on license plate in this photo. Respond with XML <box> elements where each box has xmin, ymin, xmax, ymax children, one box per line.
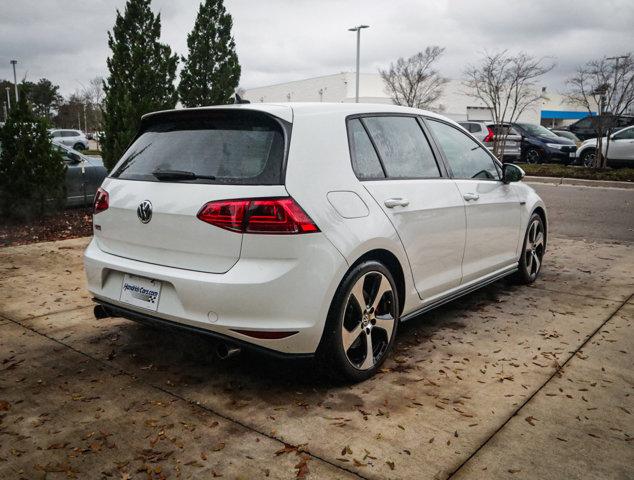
<box><xmin>120</xmin><ymin>274</ymin><xmax>162</xmax><ymax>311</ymax></box>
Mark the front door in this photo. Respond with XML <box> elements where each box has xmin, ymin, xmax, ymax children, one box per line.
<box><xmin>347</xmin><ymin>116</ymin><xmax>466</xmax><ymax>300</ymax></box>
<box><xmin>426</xmin><ymin>118</ymin><xmax>521</xmax><ymax>283</ymax></box>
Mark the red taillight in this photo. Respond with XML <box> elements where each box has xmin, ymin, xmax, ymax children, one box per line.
<box><xmin>197</xmin><ymin>197</ymin><xmax>319</xmax><ymax>234</ymax></box>
<box><xmin>484</xmin><ymin>127</ymin><xmax>494</xmax><ymax>143</ymax></box>
<box><xmin>93</xmin><ymin>188</ymin><xmax>109</xmax><ymax>214</ymax></box>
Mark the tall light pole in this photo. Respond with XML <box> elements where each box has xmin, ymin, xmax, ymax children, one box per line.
<box><xmin>348</xmin><ymin>25</ymin><xmax>369</xmax><ymax>103</ymax></box>
<box><xmin>10</xmin><ymin>60</ymin><xmax>18</xmax><ymax>102</ymax></box>
<box><xmin>5</xmin><ymin>87</ymin><xmax>10</xmax><ymax>111</ymax></box>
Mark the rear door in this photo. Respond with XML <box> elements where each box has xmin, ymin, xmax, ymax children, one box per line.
<box><xmin>94</xmin><ymin>109</ymin><xmax>290</xmax><ymax>274</ymax></box>
<box><xmin>426</xmin><ymin>118</ymin><xmax>521</xmax><ymax>283</ymax></box>
<box><xmin>607</xmin><ymin>127</ymin><xmax>634</xmax><ymax>160</ymax></box>
<box><xmin>349</xmin><ymin>116</ymin><xmax>466</xmax><ymax>300</ymax></box>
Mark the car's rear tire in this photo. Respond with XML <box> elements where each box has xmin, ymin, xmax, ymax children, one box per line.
<box><xmin>73</xmin><ymin>143</ymin><xmax>86</xmax><ymax>151</ymax></box>
<box><xmin>580</xmin><ymin>148</ymin><xmax>596</xmax><ymax>167</ymax></box>
<box><xmin>317</xmin><ymin>260</ymin><xmax>399</xmax><ymax>383</ymax></box>
<box><xmin>513</xmin><ymin>213</ymin><xmax>545</xmax><ymax>285</ymax></box>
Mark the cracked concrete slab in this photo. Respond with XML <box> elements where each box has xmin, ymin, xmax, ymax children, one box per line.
<box><xmin>0</xmin><ymin>236</ymin><xmax>632</xmax><ymax>479</ymax></box>
<box><xmin>451</xmin><ymin>299</ymin><xmax>633</xmax><ymax>480</ymax></box>
<box><xmin>0</xmin><ymin>321</ymin><xmax>357</xmax><ymax>480</ymax></box>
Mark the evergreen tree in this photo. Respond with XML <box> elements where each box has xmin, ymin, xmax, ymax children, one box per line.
<box><xmin>101</xmin><ymin>0</ymin><xmax>178</xmax><ymax>170</ymax></box>
<box><xmin>178</xmin><ymin>0</ymin><xmax>241</xmax><ymax>107</ymax></box>
<box><xmin>0</xmin><ymin>93</ymin><xmax>66</xmax><ymax>219</ymax></box>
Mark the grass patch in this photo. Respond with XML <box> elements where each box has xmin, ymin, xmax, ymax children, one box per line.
<box><xmin>520</xmin><ymin>163</ymin><xmax>634</xmax><ymax>182</ymax></box>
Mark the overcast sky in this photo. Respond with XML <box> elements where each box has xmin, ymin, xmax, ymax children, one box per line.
<box><xmin>1</xmin><ymin>0</ymin><xmax>633</xmax><ymax>97</ymax></box>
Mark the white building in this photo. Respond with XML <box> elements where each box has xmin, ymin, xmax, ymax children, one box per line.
<box><xmin>243</xmin><ymin>72</ymin><xmax>595</xmax><ymax>127</ymax></box>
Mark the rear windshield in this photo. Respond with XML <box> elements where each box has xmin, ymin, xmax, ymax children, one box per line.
<box><xmin>110</xmin><ymin>110</ymin><xmax>287</xmax><ymax>184</ymax></box>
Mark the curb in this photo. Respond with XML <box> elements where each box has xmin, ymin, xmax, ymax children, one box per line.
<box><xmin>525</xmin><ymin>175</ymin><xmax>634</xmax><ymax>189</ymax></box>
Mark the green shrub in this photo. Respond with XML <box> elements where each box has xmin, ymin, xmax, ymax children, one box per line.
<box><xmin>0</xmin><ymin>95</ymin><xmax>66</xmax><ymax>220</ymax></box>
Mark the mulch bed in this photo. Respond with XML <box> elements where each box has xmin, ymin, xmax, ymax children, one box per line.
<box><xmin>0</xmin><ymin>208</ymin><xmax>93</xmax><ymax>247</ymax></box>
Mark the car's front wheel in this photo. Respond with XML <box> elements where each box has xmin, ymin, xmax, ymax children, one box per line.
<box><xmin>580</xmin><ymin>148</ymin><xmax>596</xmax><ymax>167</ymax></box>
<box><xmin>513</xmin><ymin>213</ymin><xmax>545</xmax><ymax>284</ymax></box>
<box><xmin>318</xmin><ymin>261</ymin><xmax>399</xmax><ymax>383</ymax></box>
<box><xmin>525</xmin><ymin>147</ymin><xmax>543</xmax><ymax>164</ymax></box>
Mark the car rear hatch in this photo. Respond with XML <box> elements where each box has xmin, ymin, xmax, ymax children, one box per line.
<box><xmin>93</xmin><ymin>107</ymin><xmax>291</xmax><ymax>273</ymax></box>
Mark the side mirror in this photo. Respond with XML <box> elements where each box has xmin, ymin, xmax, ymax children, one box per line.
<box><xmin>502</xmin><ymin>163</ymin><xmax>525</xmax><ymax>183</ymax></box>
<box><xmin>68</xmin><ymin>153</ymin><xmax>82</xmax><ymax>165</ymax></box>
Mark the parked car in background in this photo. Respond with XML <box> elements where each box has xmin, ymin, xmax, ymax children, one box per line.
<box><xmin>567</xmin><ymin>114</ymin><xmax>634</xmax><ymax>141</ymax></box>
<box><xmin>575</xmin><ymin>125</ymin><xmax>634</xmax><ymax>168</ymax></box>
<box><xmin>85</xmin><ymin>103</ymin><xmax>546</xmax><ymax>382</ymax></box>
<box><xmin>458</xmin><ymin>121</ymin><xmax>491</xmax><ymax>142</ymax></box>
<box><xmin>49</xmin><ymin>129</ymin><xmax>89</xmax><ymax>150</ymax></box>
<box><xmin>550</xmin><ymin>129</ymin><xmax>581</xmax><ymax>146</ymax></box>
<box><xmin>512</xmin><ymin>123</ymin><xmax>577</xmax><ymax>164</ymax></box>
<box><xmin>484</xmin><ymin>123</ymin><xmax>523</xmax><ymax>160</ymax></box>
<box><xmin>53</xmin><ymin>143</ymin><xmax>108</xmax><ymax>206</ymax></box>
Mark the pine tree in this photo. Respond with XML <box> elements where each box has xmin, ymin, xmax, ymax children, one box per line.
<box><xmin>179</xmin><ymin>0</ymin><xmax>241</xmax><ymax>107</ymax></box>
<box><xmin>0</xmin><ymin>92</ymin><xmax>66</xmax><ymax>219</ymax></box>
<box><xmin>101</xmin><ymin>0</ymin><xmax>178</xmax><ymax>170</ymax></box>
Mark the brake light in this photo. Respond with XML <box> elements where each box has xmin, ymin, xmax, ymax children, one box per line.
<box><xmin>197</xmin><ymin>197</ymin><xmax>319</xmax><ymax>234</ymax></box>
<box><xmin>484</xmin><ymin>127</ymin><xmax>494</xmax><ymax>143</ymax></box>
<box><xmin>93</xmin><ymin>188</ymin><xmax>109</xmax><ymax>214</ymax></box>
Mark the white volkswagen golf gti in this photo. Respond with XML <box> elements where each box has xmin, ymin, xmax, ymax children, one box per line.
<box><xmin>85</xmin><ymin>103</ymin><xmax>547</xmax><ymax>382</ymax></box>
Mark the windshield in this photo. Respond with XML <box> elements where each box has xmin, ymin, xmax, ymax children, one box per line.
<box><xmin>516</xmin><ymin>123</ymin><xmax>559</xmax><ymax>139</ymax></box>
<box><xmin>111</xmin><ymin>110</ymin><xmax>286</xmax><ymax>185</ymax></box>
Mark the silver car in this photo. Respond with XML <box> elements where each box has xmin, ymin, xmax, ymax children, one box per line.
<box><xmin>53</xmin><ymin>143</ymin><xmax>107</xmax><ymax>206</ymax></box>
<box><xmin>458</xmin><ymin>121</ymin><xmax>490</xmax><ymax>142</ymax></box>
<box><xmin>49</xmin><ymin>129</ymin><xmax>89</xmax><ymax>150</ymax></box>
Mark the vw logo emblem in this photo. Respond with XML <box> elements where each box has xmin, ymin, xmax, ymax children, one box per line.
<box><xmin>137</xmin><ymin>200</ymin><xmax>153</xmax><ymax>224</ymax></box>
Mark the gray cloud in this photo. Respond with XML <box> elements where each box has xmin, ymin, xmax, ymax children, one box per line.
<box><xmin>0</xmin><ymin>0</ymin><xmax>632</xmax><ymax>97</ymax></box>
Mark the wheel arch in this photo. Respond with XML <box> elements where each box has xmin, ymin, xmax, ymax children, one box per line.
<box><xmin>349</xmin><ymin>248</ymin><xmax>406</xmax><ymax>316</ymax></box>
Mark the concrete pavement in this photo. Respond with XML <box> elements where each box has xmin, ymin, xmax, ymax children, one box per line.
<box><xmin>0</xmin><ymin>236</ymin><xmax>632</xmax><ymax>479</ymax></box>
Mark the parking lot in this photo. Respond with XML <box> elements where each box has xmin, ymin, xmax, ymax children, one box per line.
<box><xmin>1</xmin><ymin>184</ymin><xmax>632</xmax><ymax>480</ymax></box>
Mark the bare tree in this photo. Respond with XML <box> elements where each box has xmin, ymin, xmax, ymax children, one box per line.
<box><xmin>463</xmin><ymin>51</ymin><xmax>554</xmax><ymax>159</ymax></box>
<box><xmin>379</xmin><ymin>46</ymin><xmax>449</xmax><ymax>110</ymax></box>
<box><xmin>565</xmin><ymin>54</ymin><xmax>634</xmax><ymax>168</ymax></box>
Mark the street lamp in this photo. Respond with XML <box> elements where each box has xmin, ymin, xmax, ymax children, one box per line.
<box><xmin>348</xmin><ymin>25</ymin><xmax>369</xmax><ymax>103</ymax></box>
<box><xmin>5</xmin><ymin>87</ymin><xmax>10</xmax><ymax>111</ymax></box>
<box><xmin>10</xmin><ymin>60</ymin><xmax>18</xmax><ymax>103</ymax></box>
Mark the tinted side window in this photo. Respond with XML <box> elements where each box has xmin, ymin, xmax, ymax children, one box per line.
<box><xmin>62</xmin><ymin>131</ymin><xmax>76</xmax><ymax>137</ymax></box>
<box><xmin>575</xmin><ymin>118</ymin><xmax>592</xmax><ymax>128</ymax></box>
<box><xmin>428</xmin><ymin>120</ymin><xmax>500</xmax><ymax>180</ymax></box>
<box><xmin>363</xmin><ymin>116</ymin><xmax>440</xmax><ymax>178</ymax></box>
<box><xmin>614</xmin><ymin>128</ymin><xmax>634</xmax><ymax>140</ymax></box>
<box><xmin>347</xmin><ymin>119</ymin><xmax>385</xmax><ymax>179</ymax></box>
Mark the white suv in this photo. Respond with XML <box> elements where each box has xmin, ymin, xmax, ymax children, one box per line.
<box><xmin>49</xmin><ymin>129</ymin><xmax>90</xmax><ymax>150</ymax></box>
<box><xmin>84</xmin><ymin>103</ymin><xmax>547</xmax><ymax>382</ymax></box>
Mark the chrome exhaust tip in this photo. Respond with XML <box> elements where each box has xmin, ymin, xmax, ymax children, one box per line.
<box><xmin>216</xmin><ymin>342</ymin><xmax>241</xmax><ymax>360</ymax></box>
<box><xmin>94</xmin><ymin>304</ymin><xmax>111</xmax><ymax>319</ymax></box>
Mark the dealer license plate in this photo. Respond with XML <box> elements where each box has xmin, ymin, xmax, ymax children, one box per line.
<box><xmin>120</xmin><ymin>274</ymin><xmax>162</xmax><ymax>311</ymax></box>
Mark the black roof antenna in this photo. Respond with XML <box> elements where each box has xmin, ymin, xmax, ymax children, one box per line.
<box><xmin>234</xmin><ymin>93</ymin><xmax>250</xmax><ymax>104</ymax></box>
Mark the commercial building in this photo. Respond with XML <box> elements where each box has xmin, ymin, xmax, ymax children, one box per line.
<box><xmin>243</xmin><ymin>72</ymin><xmax>595</xmax><ymax>127</ymax></box>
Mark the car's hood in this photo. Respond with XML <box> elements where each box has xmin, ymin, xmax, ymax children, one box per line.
<box><xmin>538</xmin><ymin>135</ymin><xmax>574</xmax><ymax>145</ymax></box>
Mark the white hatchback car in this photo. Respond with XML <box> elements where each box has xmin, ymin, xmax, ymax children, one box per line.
<box><xmin>84</xmin><ymin>103</ymin><xmax>547</xmax><ymax>382</ymax></box>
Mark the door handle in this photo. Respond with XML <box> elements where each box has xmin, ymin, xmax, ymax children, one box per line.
<box><xmin>463</xmin><ymin>193</ymin><xmax>480</xmax><ymax>201</ymax></box>
<box><xmin>384</xmin><ymin>197</ymin><xmax>410</xmax><ymax>208</ymax></box>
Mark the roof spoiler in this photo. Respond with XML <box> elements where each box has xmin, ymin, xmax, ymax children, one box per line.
<box><xmin>234</xmin><ymin>93</ymin><xmax>250</xmax><ymax>104</ymax></box>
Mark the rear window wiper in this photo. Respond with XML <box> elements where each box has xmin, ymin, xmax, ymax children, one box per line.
<box><xmin>152</xmin><ymin>169</ymin><xmax>216</xmax><ymax>181</ymax></box>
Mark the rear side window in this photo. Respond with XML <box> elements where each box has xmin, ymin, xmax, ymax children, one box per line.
<box><xmin>111</xmin><ymin>110</ymin><xmax>286</xmax><ymax>185</ymax></box>
<box><xmin>62</xmin><ymin>130</ymin><xmax>76</xmax><ymax>137</ymax></box>
<box><xmin>428</xmin><ymin>120</ymin><xmax>500</xmax><ymax>180</ymax></box>
<box><xmin>363</xmin><ymin>116</ymin><xmax>440</xmax><ymax>178</ymax></box>
<box><xmin>347</xmin><ymin>119</ymin><xmax>385</xmax><ymax>179</ymax></box>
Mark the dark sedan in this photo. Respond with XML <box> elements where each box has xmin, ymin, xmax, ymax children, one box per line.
<box><xmin>513</xmin><ymin>123</ymin><xmax>577</xmax><ymax>164</ymax></box>
<box><xmin>53</xmin><ymin>142</ymin><xmax>108</xmax><ymax>207</ymax></box>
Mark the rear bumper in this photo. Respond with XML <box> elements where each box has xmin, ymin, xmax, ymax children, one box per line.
<box><xmin>84</xmin><ymin>235</ymin><xmax>348</xmax><ymax>354</ymax></box>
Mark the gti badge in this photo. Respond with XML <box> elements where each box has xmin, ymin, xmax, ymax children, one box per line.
<box><xmin>137</xmin><ymin>200</ymin><xmax>153</xmax><ymax>224</ymax></box>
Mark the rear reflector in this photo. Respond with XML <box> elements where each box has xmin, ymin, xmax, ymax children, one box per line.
<box><xmin>231</xmin><ymin>329</ymin><xmax>299</xmax><ymax>339</ymax></box>
<box><xmin>197</xmin><ymin>197</ymin><xmax>319</xmax><ymax>234</ymax></box>
<box><xmin>94</xmin><ymin>188</ymin><xmax>109</xmax><ymax>214</ymax></box>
